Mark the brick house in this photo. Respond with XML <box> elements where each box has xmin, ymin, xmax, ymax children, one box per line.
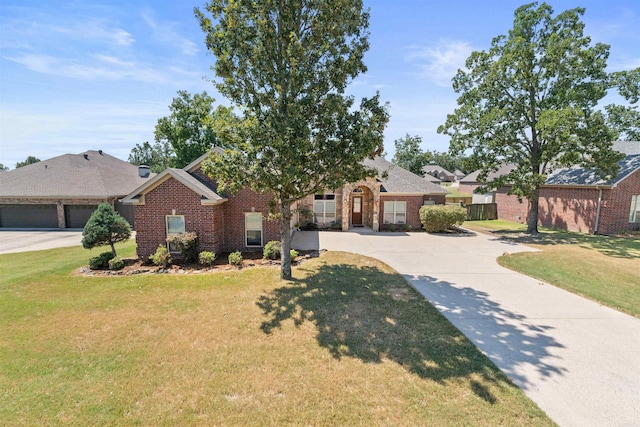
<box><xmin>124</xmin><ymin>150</ymin><xmax>448</xmax><ymax>258</ymax></box>
<box><xmin>0</xmin><ymin>150</ymin><xmax>152</xmax><ymax>229</ymax></box>
<box><xmin>459</xmin><ymin>142</ymin><xmax>640</xmax><ymax>234</ymax></box>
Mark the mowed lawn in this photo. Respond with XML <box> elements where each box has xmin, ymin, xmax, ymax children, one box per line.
<box><xmin>464</xmin><ymin>220</ymin><xmax>640</xmax><ymax>318</ymax></box>
<box><xmin>0</xmin><ymin>241</ymin><xmax>553</xmax><ymax>426</ymax></box>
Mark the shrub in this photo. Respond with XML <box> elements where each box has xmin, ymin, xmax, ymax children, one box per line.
<box><xmin>167</xmin><ymin>232</ymin><xmax>199</xmax><ymax>263</ymax></box>
<box><xmin>290</xmin><ymin>249</ymin><xmax>299</xmax><ymax>259</ymax></box>
<box><xmin>330</xmin><ymin>221</ymin><xmax>341</xmax><ymax>230</ymax></box>
<box><xmin>108</xmin><ymin>257</ymin><xmax>125</xmax><ymax>270</ymax></box>
<box><xmin>303</xmin><ymin>222</ymin><xmax>318</xmax><ymax>231</ymax></box>
<box><xmin>150</xmin><ymin>245</ymin><xmax>172</xmax><ymax>267</ymax></box>
<box><xmin>89</xmin><ymin>251</ymin><xmax>114</xmax><ymax>270</ymax></box>
<box><xmin>228</xmin><ymin>251</ymin><xmax>243</xmax><ymax>266</ymax></box>
<box><xmin>263</xmin><ymin>240</ymin><xmax>282</xmax><ymax>259</ymax></box>
<box><xmin>198</xmin><ymin>251</ymin><xmax>216</xmax><ymax>266</ymax></box>
<box><xmin>419</xmin><ymin>205</ymin><xmax>467</xmax><ymax>232</ymax></box>
<box><xmin>82</xmin><ymin>202</ymin><xmax>131</xmax><ymax>258</ymax></box>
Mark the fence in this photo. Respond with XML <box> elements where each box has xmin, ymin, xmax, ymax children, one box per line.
<box><xmin>466</xmin><ymin>203</ymin><xmax>498</xmax><ymax>221</ymax></box>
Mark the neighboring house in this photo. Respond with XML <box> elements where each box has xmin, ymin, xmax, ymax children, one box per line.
<box><xmin>0</xmin><ymin>150</ymin><xmax>152</xmax><ymax>229</ymax></box>
<box><xmin>459</xmin><ymin>142</ymin><xmax>640</xmax><ymax>234</ymax></box>
<box><xmin>124</xmin><ymin>151</ymin><xmax>448</xmax><ymax>259</ymax></box>
<box><xmin>423</xmin><ymin>164</ymin><xmax>456</xmax><ymax>182</ymax></box>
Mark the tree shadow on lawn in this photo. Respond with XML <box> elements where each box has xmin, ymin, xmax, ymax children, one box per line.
<box><xmin>490</xmin><ymin>230</ymin><xmax>640</xmax><ymax>259</ymax></box>
<box><xmin>256</xmin><ymin>262</ymin><xmax>565</xmax><ymax>403</ymax></box>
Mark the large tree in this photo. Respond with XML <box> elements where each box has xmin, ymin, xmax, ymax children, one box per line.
<box><xmin>15</xmin><ymin>156</ymin><xmax>41</xmax><ymax>168</ymax></box>
<box><xmin>392</xmin><ymin>134</ymin><xmax>428</xmax><ymax>175</ymax></box>
<box><xmin>129</xmin><ymin>91</ymin><xmax>233</xmax><ymax>170</ymax></box>
<box><xmin>196</xmin><ymin>0</ymin><xmax>389</xmax><ymax>279</ymax></box>
<box><xmin>439</xmin><ymin>2</ymin><xmax>622</xmax><ymax>234</ymax></box>
<box><xmin>606</xmin><ymin>69</ymin><xmax>640</xmax><ymax>141</ymax></box>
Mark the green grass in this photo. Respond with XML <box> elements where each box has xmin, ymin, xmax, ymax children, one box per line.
<box><xmin>0</xmin><ymin>244</ymin><xmax>553</xmax><ymax>426</ymax></box>
<box><xmin>464</xmin><ymin>220</ymin><xmax>640</xmax><ymax>317</ymax></box>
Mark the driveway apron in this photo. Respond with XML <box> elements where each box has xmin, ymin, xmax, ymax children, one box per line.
<box><xmin>292</xmin><ymin>230</ymin><xmax>640</xmax><ymax>427</ymax></box>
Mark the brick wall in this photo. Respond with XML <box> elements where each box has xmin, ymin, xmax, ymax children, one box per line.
<box><xmin>598</xmin><ymin>169</ymin><xmax>640</xmax><ymax>234</ymax></box>
<box><xmin>379</xmin><ymin>195</ymin><xmax>439</xmax><ymax>231</ymax></box>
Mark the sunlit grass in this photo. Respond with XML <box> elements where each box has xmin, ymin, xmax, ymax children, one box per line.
<box><xmin>0</xmin><ymin>246</ymin><xmax>553</xmax><ymax>426</ymax></box>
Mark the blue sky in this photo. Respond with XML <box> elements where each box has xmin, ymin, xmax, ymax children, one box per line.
<box><xmin>1</xmin><ymin>1</ymin><xmax>638</xmax><ymax>169</ymax></box>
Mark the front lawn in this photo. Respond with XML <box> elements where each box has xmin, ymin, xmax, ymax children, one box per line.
<box><xmin>463</xmin><ymin>220</ymin><xmax>640</xmax><ymax>317</ymax></box>
<box><xmin>0</xmin><ymin>244</ymin><xmax>552</xmax><ymax>426</ymax></box>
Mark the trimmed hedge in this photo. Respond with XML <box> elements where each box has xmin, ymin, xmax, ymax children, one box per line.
<box><xmin>419</xmin><ymin>205</ymin><xmax>467</xmax><ymax>232</ymax></box>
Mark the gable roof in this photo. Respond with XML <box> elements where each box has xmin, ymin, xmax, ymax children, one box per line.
<box><xmin>423</xmin><ymin>164</ymin><xmax>455</xmax><ymax>178</ymax></box>
<box><xmin>364</xmin><ymin>157</ymin><xmax>448</xmax><ymax>195</ymax></box>
<box><xmin>0</xmin><ymin>150</ymin><xmax>153</xmax><ymax>198</ymax></box>
<box><xmin>545</xmin><ymin>154</ymin><xmax>640</xmax><ymax>186</ymax></box>
<box><xmin>122</xmin><ymin>167</ymin><xmax>226</xmax><ymax>206</ymax></box>
<box><xmin>460</xmin><ymin>163</ymin><xmax>517</xmax><ymax>184</ymax></box>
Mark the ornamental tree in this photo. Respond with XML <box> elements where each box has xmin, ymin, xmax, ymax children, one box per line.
<box><xmin>82</xmin><ymin>203</ymin><xmax>132</xmax><ymax>257</ymax></box>
<box><xmin>439</xmin><ymin>2</ymin><xmax>623</xmax><ymax>234</ymax></box>
<box><xmin>196</xmin><ymin>0</ymin><xmax>389</xmax><ymax>279</ymax></box>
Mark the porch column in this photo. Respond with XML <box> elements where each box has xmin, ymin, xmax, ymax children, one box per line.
<box><xmin>56</xmin><ymin>201</ymin><xmax>66</xmax><ymax>229</ymax></box>
<box><xmin>342</xmin><ymin>186</ymin><xmax>350</xmax><ymax>231</ymax></box>
<box><xmin>372</xmin><ymin>188</ymin><xmax>380</xmax><ymax>232</ymax></box>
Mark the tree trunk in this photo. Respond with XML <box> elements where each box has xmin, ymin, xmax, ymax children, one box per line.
<box><xmin>110</xmin><ymin>241</ymin><xmax>117</xmax><ymax>258</ymax></box>
<box><xmin>526</xmin><ymin>187</ymin><xmax>540</xmax><ymax>234</ymax></box>
<box><xmin>279</xmin><ymin>199</ymin><xmax>292</xmax><ymax>280</ymax></box>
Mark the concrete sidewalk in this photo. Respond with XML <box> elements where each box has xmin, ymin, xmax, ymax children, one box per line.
<box><xmin>0</xmin><ymin>230</ymin><xmax>84</xmax><ymax>254</ymax></box>
<box><xmin>291</xmin><ymin>230</ymin><xmax>640</xmax><ymax>427</ymax></box>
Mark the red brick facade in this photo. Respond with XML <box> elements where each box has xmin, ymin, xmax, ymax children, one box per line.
<box><xmin>133</xmin><ymin>171</ymin><xmax>279</xmax><ymax>259</ymax></box>
<box><xmin>461</xmin><ymin>168</ymin><xmax>640</xmax><ymax>234</ymax></box>
<box><xmin>379</xmin><ymin>195</ymin><xmax>446</xmax><ymax>231</ymax></box>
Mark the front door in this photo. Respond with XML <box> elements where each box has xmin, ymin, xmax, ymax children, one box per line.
<box><xmin>352</xmin><ymin>196</ymin><xmax>363</xmax><ymax>226</ymax></box>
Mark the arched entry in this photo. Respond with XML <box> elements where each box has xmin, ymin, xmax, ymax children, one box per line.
<box><xmin>341</xmin><ymin>181</ymin><xmax>379</xmax><ymax>231</ymax></box>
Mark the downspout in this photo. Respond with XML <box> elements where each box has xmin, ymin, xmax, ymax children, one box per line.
<box><xmin>594</xmin><ymin>186</ymin><xmax>603</xmax><ymax>235</ymax></box>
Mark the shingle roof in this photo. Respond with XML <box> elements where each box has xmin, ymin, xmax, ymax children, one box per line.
<box><xmin>613</xmin><ymin>141</ymin><xmax>640</xmax><ymax>155</ymax></box>
<box><xmin>545</xmin><ymin>155</ymin><xmax>640</xmax><ymax>186</ymax></box>
<box><xmin>0</xmin><ymin>150</ymin><xmax>154</xmax><ymax>198</ymax></box>
<box><xmin>364</xmin><ymin>157</ymin><xmax>448</xmax><ymax>194</ymax></box>
<box><xmin>123</xmin><ymin>168</ymin><xmax>225</xmax><ymax>205</ymax></box>
<box><xmin>460</xmin><ymin>164</ymin><xmax>517</xmax><ymax>183</ymax></box>
<box><xmin>423</xmin><ymin>164</ymin><xmax>454</xmax><ymax>178</ymax></box>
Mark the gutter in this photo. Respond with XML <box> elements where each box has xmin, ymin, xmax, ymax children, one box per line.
<box><xmin>594</xmin><ymin>186</ymin><xmax>603</xmax><ymax>235</ymax></box>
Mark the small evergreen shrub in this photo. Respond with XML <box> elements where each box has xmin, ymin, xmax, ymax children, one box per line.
<box><xmin>108</xmin><ymin>257</ymin><xmax>125</xmax><ymax>270</ymax></box>
<box><xmin>150</xmin><ymin>245</ymin><xmax>172</xmax><ymax>267</ymax></box>
<box><xmin>330</xmin><ymin>221</ymin><xmax>341</xmax><ymax>230</ymax></box>
<box><xmin>419</xmin><ymin>205</ymin><xmax>467</xmax><ymax>232</ymax></box>
<box><xmin>89</xmin><ymin>251</ymin><xmax>114</xmax><ymax>270</ymax></box>
<box><xmin>167</xmin><ymin>232</ymin><xmax>199</xmax><ymax>263</ymax></box>
<box><xmin>290</xmin><ymin>249</ymin><xmax>299</xmax><ymax>259</ymax></box>
<box><xmin>198</xmin><ymin>251</ymin><xmax>216</xmax><ymax>266</ymax></box>
<box><xmin>228</xmin><ymin>251</ymin><xmax>243</xmax><ymax>266</ymax></box>
<box><xmin>263</xmin><ymin>240</ymin><xmax>282</xmax><ymax>259</ymax></box>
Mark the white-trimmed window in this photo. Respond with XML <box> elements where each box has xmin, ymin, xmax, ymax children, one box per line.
<box><xmin>383</xmin><ymin>201</ymin><xmax>406</xmax><ymax>224</ymax></box>
<box><xmin>166</xmin><ymin>215</ymin><xmax>185</xmax><ymax>252</ymax></box>
<box><xmin>630</xmin><ymin>195</ymin><xmax>640</xmax><ymax>222</ymax></box>
<box><xmin>245</xmin><ymin>213</ymin><xmax>263</xmax><ymax>247</ymax></box>
<box><xmin>313</xmin><ymin>194</ymin><xmax>336</xmax><ymax>226</ymax></box>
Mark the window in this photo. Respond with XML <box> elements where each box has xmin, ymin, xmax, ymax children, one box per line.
<box><xmin>630</xmin><ymin>195</ymin><xmax>640</xmax><ymax>223</ymax></box>
<box><xmin>313</xmin><ymin>194</ymin><xmax>336</xmax><ymax>226</ymax></box>
<box><xmin>245</xmin><ymin>213</ymin><xmax>263</xmax><ymax>247</ymax></box>
<box><xmin>166</xmin><ymin>215</ymin><xmax>185</xmax><ymax>252</ymax></box>
<box><xmin>383</xmin><ymin>201</ymin><xmax>406</xmax><ymax>224</ymax></box>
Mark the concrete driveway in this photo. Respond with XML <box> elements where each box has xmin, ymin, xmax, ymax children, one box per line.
<box><xmin>0</xmin><ymin>230</ymin><xmax>84</xmax><ymax>254</ymax></box>
<box><xmin>292</xmin><ymin>229</ymin><xmax>640</xmax><ymax>427</ymax></box>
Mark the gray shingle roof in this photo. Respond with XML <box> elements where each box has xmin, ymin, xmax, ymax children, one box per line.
<box><xmin>0</xmin><ymin>150</ymin><xmax>154</xmax><ymax>198</ymax></box>
<box><xmin>613</xmin><ymin>141</ymin><xmax>640</xmax><ymax>155</ymax></box>
<box><xmin>364</xmin><ymin>157</ymin><xmax>448</xmax><ymax>194</ymax></box>
<box><xmin>545</xmin><ymin>154</ymin><xmax>640</xmax><ymax>186</ymax></box>
<box><xmin>423</xmin><ymin>164</ymin><xmax>454</xmax><ymax>178</ymax></box>
<box><xmin>460</xmin><ymin>163</ymin><xmax>517</xmax><ymax>183</ymax></box>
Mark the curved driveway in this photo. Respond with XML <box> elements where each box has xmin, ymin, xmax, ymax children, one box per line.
<box><xmin>292</xmin><ymin>229</ymin><xmax>640</xmax><ymax>427</ymax></box>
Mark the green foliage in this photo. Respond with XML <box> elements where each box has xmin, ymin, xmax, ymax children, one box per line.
<box><xmin>0</xmin><ymin>163</ymin><xmax>9</xmax><ymax>171</ymax></box>
<box><xmin>89</xmin><ymin>252</ymin><xmax>114</xmax><ymax>270</ymax></box>
<box><xmin>606</xmin><ymin>69</ymin><xmax>640</xmax><ymax>141</ymax></box>
<box><xmin>108</xmin><ymin>257</ymin><xmax>125</xmax><ymax>270</ymax></box>
<box><xmin>263</xmin><ymin>240</ymin><xmax>282</xmax><ymax>260</ymax></box>
<box><xmin>228</xmin><ymin>251</ymin><xmax>243</xmax><ymax>266</ymax></box>
<box><xmin>290</xmin><ymin>249</ymin><xmax>299</xmax><ymax>260</ymax></box>
<box><xmin>81</xmin><ymin>203</ymin><xmax>132</xmax><ymax>257</ymax></box>
<box><xmin>420</xmin><ymin>205</ymin><xmax>467</xmax><ymax>233</ymax></box>
<box><xmin>198</xmin><ymin>251</ymin><xmax>217</xmax><ymax>266</ymax></box>
<box><xmin>196</xmin><ymin>0</ymin><xmax>389</xmax><ymax>280</ymax></box>
<box><xmin>15</xmin><ymin>155</ymin><xmax>41</xmax><ymax>168</ymax></box>
<box><xmin>167</xmin><ymin>231</ymin><xmax>199</xmax><ymax>263</ymax></box>
<box><xmin>128</xmin><ymin>140</ymin><xmax>174</xmax><ymax>173</ymax></box>
<box><xmin>439</xmin><ymin>3</ymin><xmax>623</xmax><ymax>234</ymax></box>
<box><xmin>391</xmin><ymin>134</ymin><xmax>428</xmax><ymax>175</ymax></box>
<box><xmin>150</xmin><ymin>246</ymin><xmax>172</xmax><ymax>267</ymax></box>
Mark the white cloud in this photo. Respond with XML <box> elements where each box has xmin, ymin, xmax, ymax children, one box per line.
<box><xmin>405</xmin><ymin>39</ymin><xmax>473</xmax><ymax>87</ymax></box>
<box><xmin>141</xmin><ymin>10</ymin><xmax>199</xmax><ymax>56</ymax></box>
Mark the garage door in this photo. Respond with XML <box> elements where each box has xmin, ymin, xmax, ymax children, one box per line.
<box><xmin>0</xmin><ymin>204</ymin><xmax>58</xmax><ymax>228</ymax></box>
<box><xmin>64</xmin><ymin>205</ymin><xmax>98</xmax><ymax>229</ymax></box>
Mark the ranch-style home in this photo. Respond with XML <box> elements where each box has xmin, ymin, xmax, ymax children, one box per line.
<box><xmin>459</xmin><ymin>141</ymin><xmax>640</xmax><ymax>235</ymax></box>
<box><xmin>123</xmin><ymin>149</ymin><xmax>448</xmax><ymax>258</ymax></box>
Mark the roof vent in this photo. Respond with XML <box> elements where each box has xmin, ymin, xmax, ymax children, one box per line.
<box><xmin>98</xmin><ymin>150</ymin><xmax>103</xmax><ymax>155</ymax></box>
<box><xmin>83</xmin><ymin>154</ymin><xmax>89</xmax><ymax>160</ymax></box>
<box><xmin>138</xmin><ymin>165</ymin><xmax>151</xmax><ymax>178</ymax></box>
